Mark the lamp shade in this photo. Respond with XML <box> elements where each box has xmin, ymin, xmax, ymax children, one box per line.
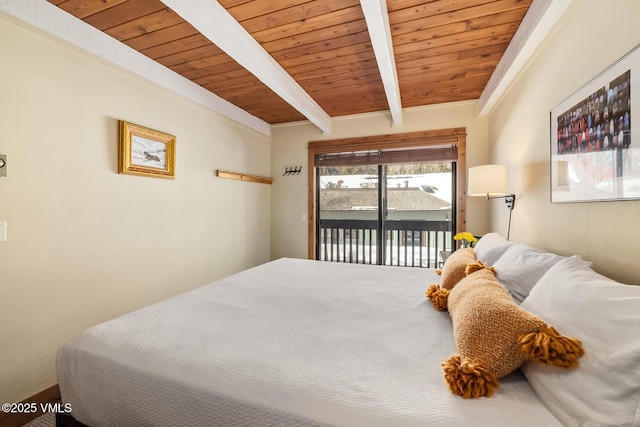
<box><xmin>468</xmin><ymin>164</ymin><xmax>507</xmax><ymax>196</ymax></box>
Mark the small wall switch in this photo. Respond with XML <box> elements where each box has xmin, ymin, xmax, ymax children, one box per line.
<box><xmin>300</xmin><ymin>212</ymin><xmax>307</xmax><ymax>222</ymax></box>
<box><xmin>0</xmin><ymin>220</ymin><xmax>6</xmax><ymax>241</ymax></box>
<box><xmin>0</xmin><ymin>154</ymin><xmax>6</xmax><ymax>177</ymax></box>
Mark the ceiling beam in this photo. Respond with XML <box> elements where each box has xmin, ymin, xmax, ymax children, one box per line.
<box><xmin>477</xmin><ymin>0</ymin><xmax>574</xmax><ymax>116</ymax></box>
<box><xmin>360</xmin><ymin>0</ymin><xmax>403</xmax><ymax>126</ymax></box>
<box><xmin>159</xmin><ymin>0</ymin><xmax>332</xmax><ymax>134</ymax></box>
<box><xmin>0</xmin><ymin>0</ymin><xmax>271</xmax><ymax>136</ymax></box>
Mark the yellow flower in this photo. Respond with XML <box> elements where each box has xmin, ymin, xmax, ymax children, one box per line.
<box><xmin>453</xmin><ymin>232</ymin><xmax>477</xmax><ymax>243</ymax></box>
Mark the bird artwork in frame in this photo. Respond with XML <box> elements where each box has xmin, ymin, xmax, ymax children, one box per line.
<box><xmin>118</xmin><ymin>120</ymin><xmax>176</xmax><ymax>179</ymax></box>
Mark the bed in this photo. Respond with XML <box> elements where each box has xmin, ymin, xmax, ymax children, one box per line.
<box><xmin>56</xmin><ymin>237</ymin><xmax>640</xmax><ymax>427</ymax></box>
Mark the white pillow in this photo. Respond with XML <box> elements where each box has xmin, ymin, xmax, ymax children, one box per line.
<box><xmin>473</xmin><ymin>232</ymin><xmax>515</xmax><ymax>266</ymax></box>
<box><xmin>521</xmin><ymin>257</ymin><xmax>640</xmax><ymax>427</ymax></box>
<box><xmin>492</xmin><ymin>243</ymin><xmax>565</xmax><ymax>304</ymax></box>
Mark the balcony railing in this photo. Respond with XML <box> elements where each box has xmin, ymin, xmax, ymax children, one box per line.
<box><xmin>318</xmin><ymin>219</ymin><xmax>453</xmax><ymax>268</ymax></box>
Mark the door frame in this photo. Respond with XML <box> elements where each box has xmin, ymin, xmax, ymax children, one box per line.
<box><xmin>307</xmin><ymin>128</ymin><xmax>467</xmax><ymax>260</ymax></box>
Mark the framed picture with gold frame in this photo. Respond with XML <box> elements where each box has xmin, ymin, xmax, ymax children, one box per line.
<box><xmin>118</xmin><ymin>120</ymin><xmax>176</xmax><ymax>179</ymax></box>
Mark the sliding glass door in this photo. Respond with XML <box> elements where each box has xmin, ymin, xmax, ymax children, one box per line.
<box><xmin>307</xmin><ymin>128</ymin><xmax>467</xmax><ymax>263</ymax></box>
<box><xmin>316</xmin><ymin>161</ymin><xmax>455</xmax><ymax>268</ymax></box>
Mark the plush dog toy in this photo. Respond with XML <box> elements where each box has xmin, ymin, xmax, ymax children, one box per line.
<box><xmin>428</xmin><ymin>261</ymin><xmax>584</xmax><ymax>398</ymax></box>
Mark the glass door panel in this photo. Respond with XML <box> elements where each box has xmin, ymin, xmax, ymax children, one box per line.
<box><xmin>317</xmin><ymin>164</ymin><xmax>380</xmax><ymax>264</ymax></box>
<box><xmin>382</xmin><ymin>162</ymin><xmax>453</xmax><ymax>268</ymax></box>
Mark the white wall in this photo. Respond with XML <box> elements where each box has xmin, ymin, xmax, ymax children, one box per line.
<box><xmin>0</xmin><ymin>16</ymin><xmax>271</xmax><ymax>403</ymax></box>
<box><xmin>271</xmin><ymin>101</ymin><xmax>490</xmax><ymax>259</ymax></box>
<box><xmin>489</xmin><ymin>0</ymin><xmax>640</xmax><ymax>283</ymax></box>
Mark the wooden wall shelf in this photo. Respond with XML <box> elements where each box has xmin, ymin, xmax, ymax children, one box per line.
<box><xmin>216</xmin><ymin>169</ymin><xmax>273</xmax><ymax>185</ymax></box>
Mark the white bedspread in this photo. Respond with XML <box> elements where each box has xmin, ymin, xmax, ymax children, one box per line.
<box><xmin>57</xmin><ymin>258</ymin><xmax>561</xmax><ymax>426</ymax></box>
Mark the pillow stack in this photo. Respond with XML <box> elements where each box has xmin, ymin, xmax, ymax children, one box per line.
<box><xmin>472</xmin><ymin>233</ymin><xmax>575</xmax><ymax>304</ymax></box>
<box><xmin>425</xmin><ymin>236</ymin><xmax>586</xmax><ymax>399</ymax></box>
<box><xmin>492</xmin><ymin>243</ymin><xmax>567</xmax><ymax>304</ymax></box>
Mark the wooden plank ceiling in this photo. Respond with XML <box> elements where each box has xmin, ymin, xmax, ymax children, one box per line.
<box><xmin>48</xmin><ymin>0</ymin><xmax>532</xmax><ymax>126</ymax></box>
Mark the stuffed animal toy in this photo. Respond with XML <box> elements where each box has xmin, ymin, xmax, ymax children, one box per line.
<box><xmin>431</xmin><ymin>261</ymin><xmax>584</xmax><ymax>398</ymax></box>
